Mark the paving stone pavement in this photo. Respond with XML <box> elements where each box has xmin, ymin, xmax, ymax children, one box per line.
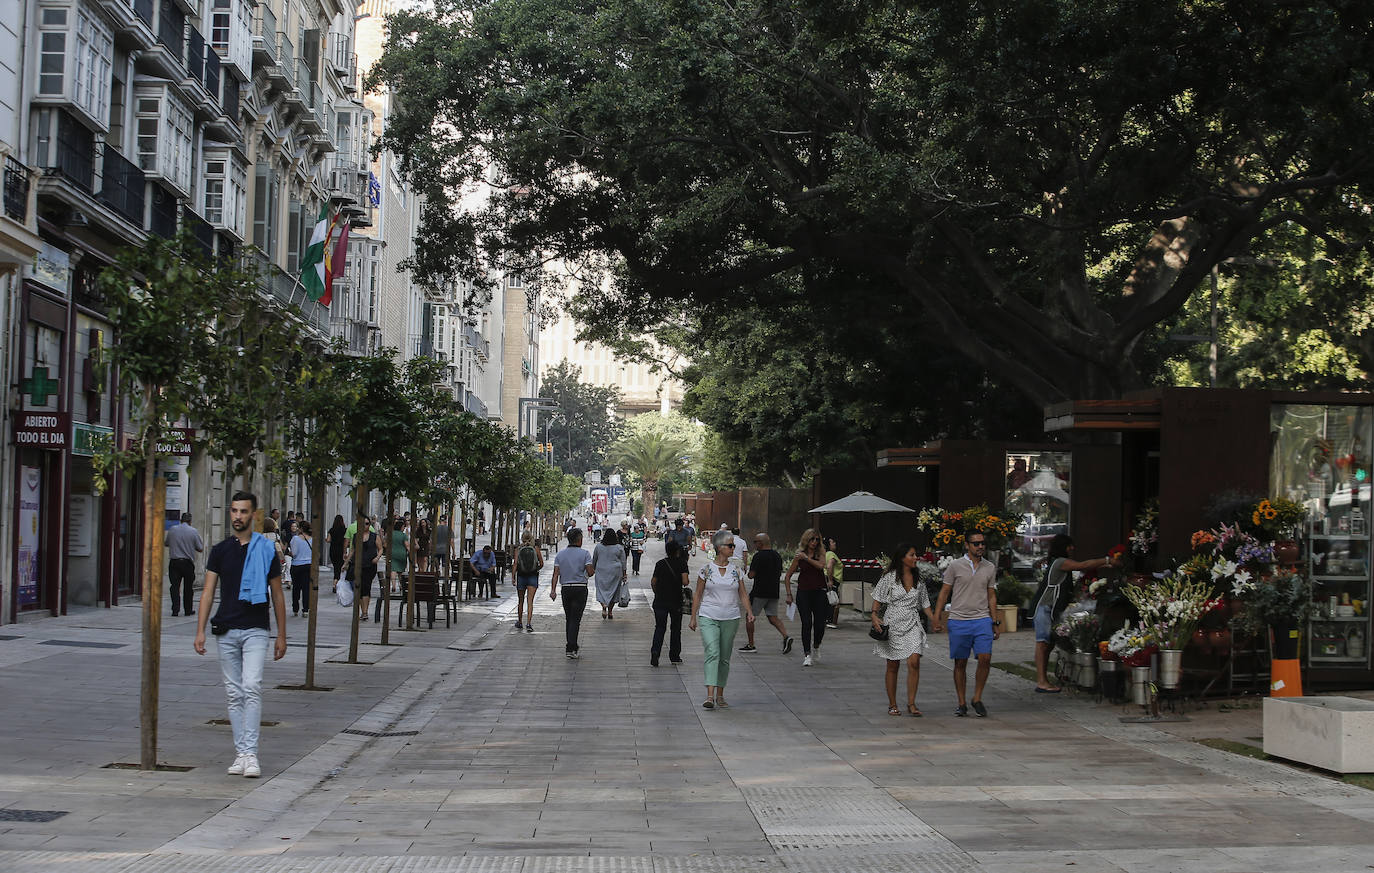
<box><xmin>2</xmin><ymin>532</ymin><xmax>1374</xmax><ymax>872</ymax></box>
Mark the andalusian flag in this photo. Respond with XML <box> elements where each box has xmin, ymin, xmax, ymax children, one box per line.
<box><xmin>322</xmin><ymin>218</ymin><xmax>349</xmax><ymax>308</ymax></box>
<box><xmin>300</xmin><ymin>203</ymin><xmax>332</xmax><ymax>301</ymax></box>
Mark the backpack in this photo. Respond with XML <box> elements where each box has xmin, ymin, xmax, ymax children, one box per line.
<box><xmin>517</xmin><ymin>545</ymin><xmax>539</xmax><ymax>575</ymax></box>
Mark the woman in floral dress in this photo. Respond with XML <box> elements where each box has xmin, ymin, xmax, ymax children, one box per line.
<box><xmin>871</xmin><ymin>543</ymin><xmax>938</xmax><ymax>716</ymax></box>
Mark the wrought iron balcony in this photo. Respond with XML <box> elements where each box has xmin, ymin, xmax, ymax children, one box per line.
<box><xmin>204</xmin><ymin>44</ymin><xmax>221</xmax><ymax>106</ymax></box>
<box><xmin>156</xmin><ymin>1</ymin><xmax>185</xmax><ymax>63</ymax></box>
<box><xmin>183</xmin><ymin>205</ymin><xmax>214</xmax><ymax>258</ymax></box>
<box><xmin>252</xmin><ymin>5</ymin><xmax>277</xmax><ymax>67</ymax></box>
<box><xmin>463</xmin><ymin>322</ymin><xmax>490</xmax><ymax>362</ymax></box>
<box><xmin>96</xmin><ymin>146</ymin><xmax>146</xmax><ymax>226</ymax></box>
<box><xmin>147</xmin><ymin>183</ymin><xmax>178</xmax><ymax>239</ymax></box>
<box><xmin>40</xmin><ymin>110</ymin><xmax>97</xmax><ymax>193</ymax></box>
<box><xmin>3</xmin><ymin>155</ymin><xmax>32</xmax><ymax>223</ymax></box>
<box><xmin>186</xmin><ymin>25</ymin><xmax>205</xmax><ymax>82</ymax></box>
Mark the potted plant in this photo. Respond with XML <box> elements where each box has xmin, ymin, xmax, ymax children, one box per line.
<box><xmin>995</xmin><ymin>573</ymin><xmax>1032</xmax><ymax>632</ymax></box>
<box><xmin>1230</xmin><ymin>566</ymin><xmax>1315</xmax><ymax>659</ymax></box>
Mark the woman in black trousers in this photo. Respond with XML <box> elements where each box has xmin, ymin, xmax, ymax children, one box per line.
<box><xmin>785</xmin><ymin>528</ymin><xmax>831</xmax><ymax>666</ymax></box>
<box><xmin>650</xmin><ymin>539</ymin><xmax>690</xmax><ymax>666</ymax></box>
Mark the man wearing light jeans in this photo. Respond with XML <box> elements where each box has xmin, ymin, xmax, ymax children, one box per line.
<box><xmin>194</xmin><ymin>491</ymin><xmax>286</xmax><ymax>778</ymax></box>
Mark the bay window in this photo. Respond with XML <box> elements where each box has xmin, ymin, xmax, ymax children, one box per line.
<box><xmin>134</xmin><ymin>84</ymin><xmax>194</xmax><ymax>196</ymax></box>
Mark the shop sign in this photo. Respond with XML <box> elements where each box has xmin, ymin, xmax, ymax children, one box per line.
<box><xmin>12</xmin><ymin>411</ymin><xmax>71</xmax><ymax>450</ymax></box>
<box><xmin>27</xmin><ymin>242</ymin><xmax>70</xmax><ymax>293</ymax></box>
<box><xmin>72</xmin><ymin>422</ymin><xmax>114</xmax><ymax>457</ymax></box>
<box><xmin>120</xmin><ymin>427</ymin><xmax>195</xmax><ymax>455</ymax></box>
<box><xmin>156</xmin><ymin>428</ymin><xmax>195</xmax><ymax>456</ymax></box>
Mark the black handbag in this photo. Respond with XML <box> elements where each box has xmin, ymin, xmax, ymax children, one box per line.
<box><xmin>680</xmin><ymin>585</ymin><xmax>693</xmax><ymax>615</ymax></box>
<box><xmin>868</xmin><ymin>623</ymin><xmax>889</xmax><ymax>641</ymax></box>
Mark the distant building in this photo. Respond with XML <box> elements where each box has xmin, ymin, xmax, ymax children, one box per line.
<box><xmin>540</xmin><ymin>314</ymin><xmax>683</xmax><ymax>417</ymax></box>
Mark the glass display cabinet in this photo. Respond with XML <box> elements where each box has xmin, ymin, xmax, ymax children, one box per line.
<box><xmin>1271</xmin><ymin>403</ymin><xmax>1372</xmax><ymax>672</ymax></box>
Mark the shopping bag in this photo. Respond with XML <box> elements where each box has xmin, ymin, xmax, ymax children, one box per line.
<box><xmin>786</xmin><ymin>600</ymin><xmax>797</xmax><ymax>621</ymax></box>
<box><xmin>336</xmin><ymin>578</ymin><xmax>354</xmax><ymax>608</ymax></box>
<box><xmin>617</xmin><ymin>579</ymin><xmax>631</xmax><ymax>608</ymax></box>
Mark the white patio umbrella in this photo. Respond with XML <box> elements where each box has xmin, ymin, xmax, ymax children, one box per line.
<box><xmin>808</xmin><ymin>491</ymin><xmax>917</xmax><ymax>609</ymax></box>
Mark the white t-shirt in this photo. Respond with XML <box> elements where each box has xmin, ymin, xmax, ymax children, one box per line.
<box><xmin>696</xmin><ymin>562</ymin><xmax>746</xmax><ymax>621</ymax></box>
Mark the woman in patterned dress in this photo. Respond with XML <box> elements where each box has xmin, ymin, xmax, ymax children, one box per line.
<box><xmin>871</xmin><ymin>543</ymin><xmax>938</xmax><ymax>716</ymax></box>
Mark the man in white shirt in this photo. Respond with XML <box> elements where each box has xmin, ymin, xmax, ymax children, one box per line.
<box><xmin>720</xmin><ymin>523</ymin><xmax>749</xmax><ymax>570</ymax></box>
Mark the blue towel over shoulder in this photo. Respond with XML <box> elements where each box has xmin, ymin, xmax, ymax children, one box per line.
<box><xmin>240</xmin><ymin>532</ymin><xmax>275</xmax><ymax>605</ymax></box>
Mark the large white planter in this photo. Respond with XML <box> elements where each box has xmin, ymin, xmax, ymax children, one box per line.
<box><xmin>1264</xmin><ymin>697</ymin><xmax>1374</xmax><ymax>773</ymax></box>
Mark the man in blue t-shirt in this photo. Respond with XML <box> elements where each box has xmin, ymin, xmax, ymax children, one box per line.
<box><xmin>549</xmin><ymin>528</ymin><xmax>595</xmax><ymax>659</ymax></box>
<box><xmin>470</xmin><ymin>545</ymin><xmax>498</xmax><ymax>598</ymax></box>
<box><xmin>193</xmin><ymin>491</ymin><xmax>285</xmax><ymax>779</ymax></box>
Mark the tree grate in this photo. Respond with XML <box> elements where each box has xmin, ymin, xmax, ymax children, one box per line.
<box><xmin>451</xmin><ymin>647</ymin><xmax>495</xmax><ymax>652</ymax></box>
<box><xmin>207</xmin><ymin>719</ymin><xmax>279</xmax><ymax>726</ymax></box>
<box><xmin>342</xmin><ymin>728</ymin><xmax>420</xmax><ymax>738</ymax></box>
<box><xmin>38</xmin><ymin>639</ymin><xmax>125</xmax><ymax>648</ymax></box>
<box><xmin>0</xmin><ymin>809</ymin><xmax>67</xmax><ymax>823</ymax></box>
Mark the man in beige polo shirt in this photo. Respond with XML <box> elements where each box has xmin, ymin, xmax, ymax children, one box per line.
<box><xmin>933</xmin><ymin>532</ymin><xmax>1000</xmax><ymax>717</ymax></box>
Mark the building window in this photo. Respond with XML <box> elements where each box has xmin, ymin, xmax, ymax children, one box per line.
<box><xmin>506</xmin><ymin>273</ymin><xmax>523</xmax><ymax>289</ymax></box>
<box><xmin>36</xmin><ymin>4</ymin><xmax>113</xmax><ymax>129</ymax></box>
<box><xmin>202</xmin><ymin>151</ymin><xmax>246</xmax><ymax>235</ymax></box>
<box><xmin>134</xmin><ymin>85</ymin><xmax>193</xmax><ymax>196</ymax></box>
<box><xmin>252</xmin><ymin>164</ymin><xmax>277</xmax><ymax>257</ymax></box>
<box><xmin>37</xmin><ymin>8</ymin><xmax>67</xmax><ymax>96</ymax></box>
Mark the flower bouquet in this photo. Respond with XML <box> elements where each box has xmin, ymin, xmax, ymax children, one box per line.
<box><xmin>916</xmin><ymin>552</ymin><xmax>952</xmax><ymax>585</ymax></box>
<box><xmin>1055</xmin><ymin>610</ymin><xmax>1101</xmax><ymax>653</ymax></box>
<box><xmin>1249</xmin><ymin>497</ymin><xmax>1307</xmax><ymax>542</ymax></box>
<box><xmin>1107</xmin><ymin>623</ymin><xmax>1157</xmax><ymax>667</ymax></box>
<box><xmin>1121</xmin><ymin>574</ymin><xmax>1222</xmax><ymax>651</ymax></box>
<box><xmin>1129</xmin><ymin>500</ymin><xmax>1159</xmax><ymax>557</ymax></box>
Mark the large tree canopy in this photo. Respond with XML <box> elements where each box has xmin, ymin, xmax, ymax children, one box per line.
<box><xmin>372</xmin><ymin>0</ymin><xmax>1374</xmax><ymax>407</ymax></box>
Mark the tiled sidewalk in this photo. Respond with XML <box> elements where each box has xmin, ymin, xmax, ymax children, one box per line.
<box><xmin>1</xmin><ymin>535</ymin><xmax>1373</xmax><ymax>872</ymax></box>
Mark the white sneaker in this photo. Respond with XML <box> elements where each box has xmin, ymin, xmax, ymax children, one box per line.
<box><xmin>812</xmin><ymin>647</ymin><xmax>821</xmax><ymax>663</ymax></box>
<box><xmin>226</xmin><ymin>755</ymin><xmax>247</xmax><ymax>776</ymax></box>
<box><xmin>241</xmin><ymin>755</ymin><xmax>261</xmax><ymax>778</ymax></box>
<box><xmin>802</xmin><ymin>654</ymin><xmax>813</xmax><ymax>667</ymax></box>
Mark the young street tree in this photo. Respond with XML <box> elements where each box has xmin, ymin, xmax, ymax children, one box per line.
<box><xmin>371</xmin><ymin>0</ymin><xmax>1374</xmax><ymax>407</ymax></box>
<box><xmin>94</xmin><ymin>232</ymin><xmax>259</xmax><ymax>770</ymax></box>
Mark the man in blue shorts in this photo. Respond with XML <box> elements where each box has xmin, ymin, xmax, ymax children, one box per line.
<box><xmin>933</xmin><ymin>532</ymin><xmax>1000</xmax><ymax>717</ymax></box>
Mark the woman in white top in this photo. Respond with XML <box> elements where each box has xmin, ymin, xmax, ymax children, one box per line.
<box><xmin>870</xmin><ymin>543</ymin><xmax>938</xmax><ymax>716</ymax></box>
<box><xmin>690</xmin><ymin>530</ymin><xmax>755</xmax><ymax>709</ymax></box>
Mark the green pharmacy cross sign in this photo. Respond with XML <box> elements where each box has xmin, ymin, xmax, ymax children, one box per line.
<box><xmin>20</xmin><ymin>366</ymin><xmax>59</xmax><ymax>406</ymax></box>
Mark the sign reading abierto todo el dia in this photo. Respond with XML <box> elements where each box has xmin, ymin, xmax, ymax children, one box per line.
<box><xmin>12</xmin><ymin>411</ymin><xmax>71</xmax><ymax>450</ymax></box>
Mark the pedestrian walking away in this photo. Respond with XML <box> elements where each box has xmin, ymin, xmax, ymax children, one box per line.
<box><xmin>872</xmin><ymin>543</ymin><xmax>939</xmax><ymax>716</ymax></box>
<box><xmin>165</xmin><ymin>512</ymin><xmax>204</xmax><ymax>617</ymax></box>
<box><xmin>650</xmin><ymin>539</ymin><xmax>690</xmax><ymax>666</ymax></box>
<box><xmin>593</xmin><ymin>528</ymin><xmax>628</xmax><ymax>619</ymax></box>
<box><xmin>740</xmin><ymin>532</ymin><xmax>792</xmax><ymax>654</ymax></box>
<box><xmin>690</xmin><ymin>530</ymin><xmax>754</xmax><ymax>709</ymax></box>
<box><xmin>432</xmin><ymin>515</ymin><xmax>452</xmax><ymax>574</ymax></box>
<box><xmin>549</xmin><ymin>528</ymin><xmax>594</xmax><ymax>658</ymax></box>
<box><xmin>514</xmin><ymin>532</ymin><xmax>544</xmax><ymax>632</ymax></box>
<box><xmin>193</xmin><ymin>491</ymin><xmax>286</xmax><ymax>779</ymax></box>
<box><xmin>289</xmin><ymin>521</ymin><xmax>314</xmax><ymax>616</ymax></box>
<box><xmin>785</xmin><ymin>528</ymin><xmax>830</xmax><ymax>666</ymax></box>
<box><xmin>1032</xmin><ymin>534</ymin><xmax>1117</xmax><ymax>693</ymax></box>
<box><xmin>326</xmin><ymin>514</ymin><xmax>347</xmax><ymax>586</ymax></box>
<box><xmin>824</xmin><ymin>536</ymin><xmax>844</xmax><ymax>628</ymax></box>
<box><xmin>630</xmin><ymin>523</ymin><xmax>647</xmax><ymax>574</ymax></box>
<box><xmin>933</xmin><ymin>531</ymin><xmax>1000</xmax><ymax>717</ymax></box>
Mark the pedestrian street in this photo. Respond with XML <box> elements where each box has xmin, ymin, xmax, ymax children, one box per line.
<box><xmin>1</xmin><ymin>535</ymin><xmax>1374</xmax><ymax>873</ymax></box>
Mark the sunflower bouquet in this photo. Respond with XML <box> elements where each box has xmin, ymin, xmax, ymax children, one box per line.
<box><xmin>1248</xmin><ymin>497</ymin><xmax>1307</xmax><ymax>541</ymax></box>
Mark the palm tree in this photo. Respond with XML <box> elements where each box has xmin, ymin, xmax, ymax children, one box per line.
<box><xmin>609</xmin><ymin>430</ymin><xmax>692</xmax><ymax>517</ymax></box>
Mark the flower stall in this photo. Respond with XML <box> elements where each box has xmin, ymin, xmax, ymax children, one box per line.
<box><xmin>1044</xmin><ymin>387</ymin><xmax>1374</xmax><ymax>690</ymax></box>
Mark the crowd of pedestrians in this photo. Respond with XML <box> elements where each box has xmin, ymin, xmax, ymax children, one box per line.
<box><xmin>183</xmin><ymin>492</ymin><xmax>1017</xmax><ymax>779</ymax></box>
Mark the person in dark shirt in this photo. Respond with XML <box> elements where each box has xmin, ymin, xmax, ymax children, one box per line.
<box><xmin>649</xmin><ymin>539</ymin><xmax>690</xmax><ymax>666</ymax></box>
<box><xmin>738</xmin><ymin>533</ymin><xmax>793</xmax><ymax>654</ymax></box>
<box><xmin>193</xmin><ymin>491</ymin><xmax>286</xmax><ymax>779</ymax></box>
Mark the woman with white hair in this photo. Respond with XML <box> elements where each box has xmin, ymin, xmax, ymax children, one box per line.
<box><xmin>690</xmin><ymin>530</ymin><xmax>755</xmax><ymax>709</ymax></box>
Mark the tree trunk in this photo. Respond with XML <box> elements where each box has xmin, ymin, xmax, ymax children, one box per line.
<box><xmin>347</xmin><ymin>485</ymin><xmax>366</xmax><ymax>663</ymax></box>
<box><xmin>642</xmin><ymin>481</ymin><xmax>658</xmax><ymax>522</ymax></box>
<box><xmin>405</xmin><ymin>501</ymin><xmax>418</xmax><ymax>630</ymax></box>
<box><xmin>304</xmin><ymin>480</ymin><xmax>325</xmax><ymax>688</ymax></box>
<box><xmin>381</xmin><ymin>494</ymin><xmax>396</xmax><ymax>644</ymax></box>
<box><xmin>139</xmin><ymin>410</ymin><xmax>166</xmax><ymax>770</ymax></box>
